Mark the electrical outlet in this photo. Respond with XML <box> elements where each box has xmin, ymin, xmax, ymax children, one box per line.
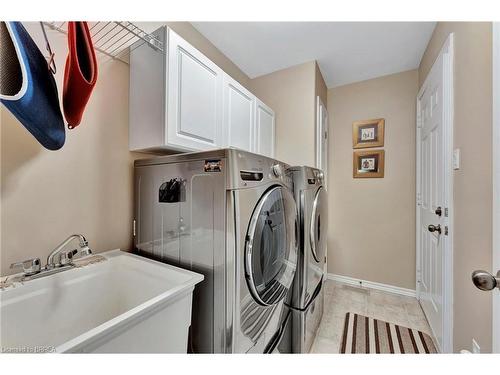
<box><xmin>472</xmin><ymin>338</ymin><xmax>480</xmax><ymax>353</ymax></box>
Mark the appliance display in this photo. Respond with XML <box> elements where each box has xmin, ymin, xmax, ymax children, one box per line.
<box><xmin>133</xmin><ymin>148</ymin><xmax>297</xmax><ymax>353</ymax></box>
<box><xmin>287</xmin><ymin>166</ymin><xmax>328</xmax><ymax>353</ymax></box>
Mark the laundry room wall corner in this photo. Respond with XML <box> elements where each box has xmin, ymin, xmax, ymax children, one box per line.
<box><xmin>327</xmin><ymin>69</ymin><xmax>419</xmax><ymax>290</ymax></box>
<box><xmin>249</xmin><ymin>61</ymin><xmax>317</xmax><ymax>167</ymax></box>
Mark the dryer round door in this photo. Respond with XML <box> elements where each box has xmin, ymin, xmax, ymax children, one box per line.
<box><xmin>245</xmin><ymin>185</ymin><xmax>297</xmax><ymax>306</ymax></box>
<box><xmin>309</xmin><ymin>186</ymin><xmax>327</xmax><ymax>263</ymax></box>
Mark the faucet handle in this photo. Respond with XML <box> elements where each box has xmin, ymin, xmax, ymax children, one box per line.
<box><xmin>10</xmin><ymin>258</ymin><xmax>41</xmax><ymax>276</ymax></box>
<box><xmin>78</xmin><ymin>246</ymin><xmax>92</xmax><ymax>257</ymax></box>
<box><xmin>58</xmin><ymin>249</ymin><xmax>78</xmax><ymax>266</ymax></box>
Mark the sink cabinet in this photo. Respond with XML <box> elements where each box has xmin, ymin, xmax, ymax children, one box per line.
<box><xmin>0</xmin><ymin>250</ymin><xmax>203</xmax><ymax>353</ymax></box>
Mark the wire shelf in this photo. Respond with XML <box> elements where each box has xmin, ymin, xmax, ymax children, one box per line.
<box><xmin>43</xmin><ymin>21</ymin><xmax>163</xmax><ymax>63</ymax></box>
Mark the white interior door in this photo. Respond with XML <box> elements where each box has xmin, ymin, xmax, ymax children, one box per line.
<box><xmin>418</xmin><ymin>60</ymin><xmax>444</xmax><ymax>348</ymax></box>
<box><xmin>417</xmin><ymin>35</ymin><xmax>454</xmax><ymax>352</ymax></box>
<box><xmin>316</xmin><ymin>97</ymin><xmax>328</xmax><ymax>186</ymax></box>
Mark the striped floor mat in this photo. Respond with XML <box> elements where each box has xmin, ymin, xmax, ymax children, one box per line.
<box><xmin>340</xmin><ymin>312</ymin><xmax>437</xmax><ymax>354</ymax></box>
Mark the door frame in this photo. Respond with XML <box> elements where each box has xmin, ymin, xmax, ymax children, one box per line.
<box><xmin>415</xmin><ymin>33</ymin><xmax>454</xmax><ymax>353</ymax></box>
<box><xmin>492</xmin><ymin>22</ymin><xmax>500</xmax><ymax>353</ymax></box>
<box><xmin>316</xmin><ymin>95</ymin><xmax>329</xmax><ymax>275</ymax></box>
<box><xmin>316</xmin><ymin>95</ymin><xmax>328</xmax><ymax>178</ymax></box>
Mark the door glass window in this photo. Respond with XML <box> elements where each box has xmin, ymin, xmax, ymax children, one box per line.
<box><xmin>246</xmin><ymin>186</ymin><xmax>297</xmax><ymax>306</ymax></box>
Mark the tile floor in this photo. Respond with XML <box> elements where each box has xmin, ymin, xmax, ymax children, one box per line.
<box><xmin>310</xmin><ymin>280</ymin><xmax>434</xmax><ymax>353</ymax></box>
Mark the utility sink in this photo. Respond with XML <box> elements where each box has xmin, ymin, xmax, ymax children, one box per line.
<box><xmin>0</xmin><ymin>250</ymin><xmax>203</xmax><ymax>353</ymax></box>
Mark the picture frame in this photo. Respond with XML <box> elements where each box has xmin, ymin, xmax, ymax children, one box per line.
<box><xmin>353</xmin><ymin>150</ymin><xmax>385</xmax><ymax>178</ymax></box>
<box><xmin>352</xmin><ymin>118</ymin><xmax>385</xmax><ymax>149</ymax></box>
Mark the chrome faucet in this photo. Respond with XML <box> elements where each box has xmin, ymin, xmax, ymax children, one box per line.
<box><xmin>7</xmin><ymin>234</ymin><xmax>93</xmax><ymax>284</ymax></box>
<box><xmin>46</xmin><ymin>234</ymin><xmax>92</xmax><ymax>269</ymax></box>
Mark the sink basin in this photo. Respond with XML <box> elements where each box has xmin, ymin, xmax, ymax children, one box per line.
<box><xmin>0</xmin><ymin>250</ymin><xmax>203</xmax><ymax>353</ymax></box>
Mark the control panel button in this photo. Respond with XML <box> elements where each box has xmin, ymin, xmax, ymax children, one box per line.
<box><xmin>272</xmin><ymin>164</ymin><xmax>283</xmax><ymax>177</ymax></box>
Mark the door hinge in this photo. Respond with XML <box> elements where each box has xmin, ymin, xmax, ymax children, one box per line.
<box><xmin>444</xmin><ymin>226</ymin><xmax>449</xmax><ymax>236</ymax></box>
<box><xmin>444</xmin><ymin>207</ymin><xmax>448</xmax><ymax>217</ymax></box>
<box><xmin>133</xmin><ymin>219</ymin><xmax>136</xmax><ymax>237</ymax></box>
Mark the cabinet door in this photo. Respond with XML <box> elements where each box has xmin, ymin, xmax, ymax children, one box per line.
<box><xmin>255</xmin><ymin>99</ymin><xmax>275</xmax><ymax>158</ymax></box>
<box><xmin>223</xmin><ymin>74</ymin><xmax>255</xmax><ymax>152</ymax></box>
<box><xmin>167</xmin><ymin>29</ymin><xmax>224</xmax><ymax>151</ymax></box>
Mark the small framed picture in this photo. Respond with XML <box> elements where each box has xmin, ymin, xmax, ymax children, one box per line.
<box><xmin>353</xmin><ymin>150</ymin><xmax>385</xmax><ymax>178</ymax></box>
<box><xmin>352</xmin><ymin>118</ymin><xmax>385</xmax><ymax>149</ymax></box>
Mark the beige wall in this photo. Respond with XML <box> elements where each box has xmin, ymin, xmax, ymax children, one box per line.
<box><xmin>315</xmin><ymin>62</ymin><xmax>328</xmax><ymax>107</ymax></box>
<box><xmin>249</xmin><ymin>61</ymin><xmax>317</xmax><ymax>167</ymax></box>
<box><xmin>327</xmin><ymin>69</ymin><xmax>419</xmax><ymax>290</ymax></box>
<box><xmin>314</xmin><ymin>62</ymin><xmax>328</xmax><ymax>149</ymax></box>
<box><xmin>1</xmin><ymin>23</ymin><xmax>134</xmax><ymax>276</ymax></box>
<box><xmin>0</xmin><ymin>22</ymin><xmax>250</xmax><ymax>276</ymax></box>
<box><xmin>419</xmin><ymin>22</ymin><xmax>493</xmax><ymax>353</ymax></box>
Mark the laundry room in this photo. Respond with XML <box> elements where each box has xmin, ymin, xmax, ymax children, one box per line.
<box><xmin>1</xmin><ymin>1</ymin><xmax>499</xmax><ymax>374</ymax></box>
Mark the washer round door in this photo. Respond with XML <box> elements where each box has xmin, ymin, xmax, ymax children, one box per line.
<box><xmin>245</xmin><ymin>185</ymin><xmax>297</xmax><ymax>306</ymax></box>
<box><xmin>310</xmin><ymin>186</ymin><xmax>327</xmax><ymax>263</ymax></box>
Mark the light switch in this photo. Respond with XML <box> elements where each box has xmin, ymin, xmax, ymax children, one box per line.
<box><xmin>453</xmin><ymin>148</ymin><xmax>460</xmax><ymax>170</ymax></box>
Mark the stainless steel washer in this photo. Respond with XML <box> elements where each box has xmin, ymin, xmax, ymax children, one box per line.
<box><xmin>288</xmin><ymin>166</ymin><xmax>328</xmax><ymax>353</ymax></box>
<box><xmin>134</xmin><ymin>149</ymin><xmax>297</xmax><ymax>353</ymax></box>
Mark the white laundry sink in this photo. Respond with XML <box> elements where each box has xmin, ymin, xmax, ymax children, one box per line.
<box><xmin>0</xmin><ymin>250</ymin><xmax>203</xmax><ymax>353</ymax></box>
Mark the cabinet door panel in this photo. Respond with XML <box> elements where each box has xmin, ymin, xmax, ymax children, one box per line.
<box><xmin>168</xmin><ymin>30</ymin><xmax>223</xmax><ymax>151</ymax></box>
<box><xmin>223</xmin><ymin>75</ymin><xmax>255</xmax><ymax>152</ymax></box>
<box><xmin>255</xmin><ymin>100</ymin><xmax>275</xmax><ymax>158</ymax></box>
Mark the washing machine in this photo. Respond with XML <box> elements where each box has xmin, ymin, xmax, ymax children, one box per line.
<box><xmin>287</xmin><ymin>166</ymin><xmax>328</xmax><ymax>353</ymax></box>
<box><xmin>133</xmin><ymin>148</ymin><xmax>297</xmax><ymax>353</ymax></box>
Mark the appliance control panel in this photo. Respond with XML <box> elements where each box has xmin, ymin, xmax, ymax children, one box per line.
<box><xmin>233</xmin><ymin>150</ymin><xmax>292</xmax><ymax>189</ymax></box>
<box><xmin>272</xmin><ymin>164</ymin><xmax>283</xmax><ymax>177</ymax></box>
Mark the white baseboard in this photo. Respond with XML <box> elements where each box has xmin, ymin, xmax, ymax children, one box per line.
<box><xmin>326</xmin><ymin>273</ymin><xmax>416</xmax><ymax>298</ymax></box>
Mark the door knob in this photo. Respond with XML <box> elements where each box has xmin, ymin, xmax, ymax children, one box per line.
<box><xmin>428</xmin><ymin>224</ymin><xmax>441</xmax><ymax>234</ymax></box>
<box><xmin>472</xmin><ymin>270</ymin><xmax>500</xmax><ymax>291</ymax></box>
<box><xmin>435</xmin><ymin>206</ymin><xmax>442</xmax><ymax>217</ymax></box>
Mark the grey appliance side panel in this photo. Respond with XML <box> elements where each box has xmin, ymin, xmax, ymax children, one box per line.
<box><xmin>180</xmin><ymin>163</ymin><xmax>226</xmax><ymax>353</ymax></box>
<box><xmin>291</xmin><ymin>280</ymin><xmax>324</xmax><ymax>353</ymax></box>
<box><xmin>134</xmin><ymin>168</ymin><xmax>153</xmax><ymax>255</ymax></box>
<box><xmin>225</xmin><ymin>190</ymin><xmax>237</xmax><ymax>353</ymax></box>
<box><xmin>136</xmin><ymin>163</ymin><xmax>184</xmax><ymax>263</ymax></box>
<box><xmin>135</xmin><ymin>165</ymin><xmax>177</xmax><ymax>258</ymax></box>
<box><xmin>134</xmin><ymin>158</ymin><xmax>226</xmax><ymax>353</ymax></box>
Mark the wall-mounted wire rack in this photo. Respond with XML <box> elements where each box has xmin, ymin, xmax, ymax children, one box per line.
<box><xmin>43</xmin><ymin>21</ymin><xmax>163</xmax><ymax>63</ymax></box>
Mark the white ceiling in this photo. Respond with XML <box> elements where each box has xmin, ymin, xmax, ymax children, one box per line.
<box><xmin>191</xmin><ymin>22</ymin><xmax>436</xmax><ymax>88</ymax></box>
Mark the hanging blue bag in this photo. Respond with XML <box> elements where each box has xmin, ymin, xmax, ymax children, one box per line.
<box><xmin>0</xmin><ymin>21</ymin><xmax>65</xmax><ymax>150</ymax></box>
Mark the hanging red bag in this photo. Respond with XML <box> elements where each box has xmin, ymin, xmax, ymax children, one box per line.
<box><xmin>63</xmin><ymin>21</ymin><xmax>98</xmax><ymax>128</ymax></box>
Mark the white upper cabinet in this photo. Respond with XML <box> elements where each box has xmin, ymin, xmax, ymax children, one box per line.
<box><xmin>255</xmin><ymin>99</ymin><xmax>275</xmax><ymax>158</ymax></box>
<box><xmin>129</xmin><ymin>26</ymin><xmax>274</xmax><ymax>157</ymax></box>
<box><xmin>223</xmin><ymin>74</ymin><xmax>255</xmax><ymax>152</ymax></box>
<box><xmin>129</xmin><ymin>27</ymin><xmax>166</xmax><ymax>151</ymax></box>
<box><xmin>167</xmin><ymin>30</ymin><xmax>224</xmax><ymax>151</ymax></box>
